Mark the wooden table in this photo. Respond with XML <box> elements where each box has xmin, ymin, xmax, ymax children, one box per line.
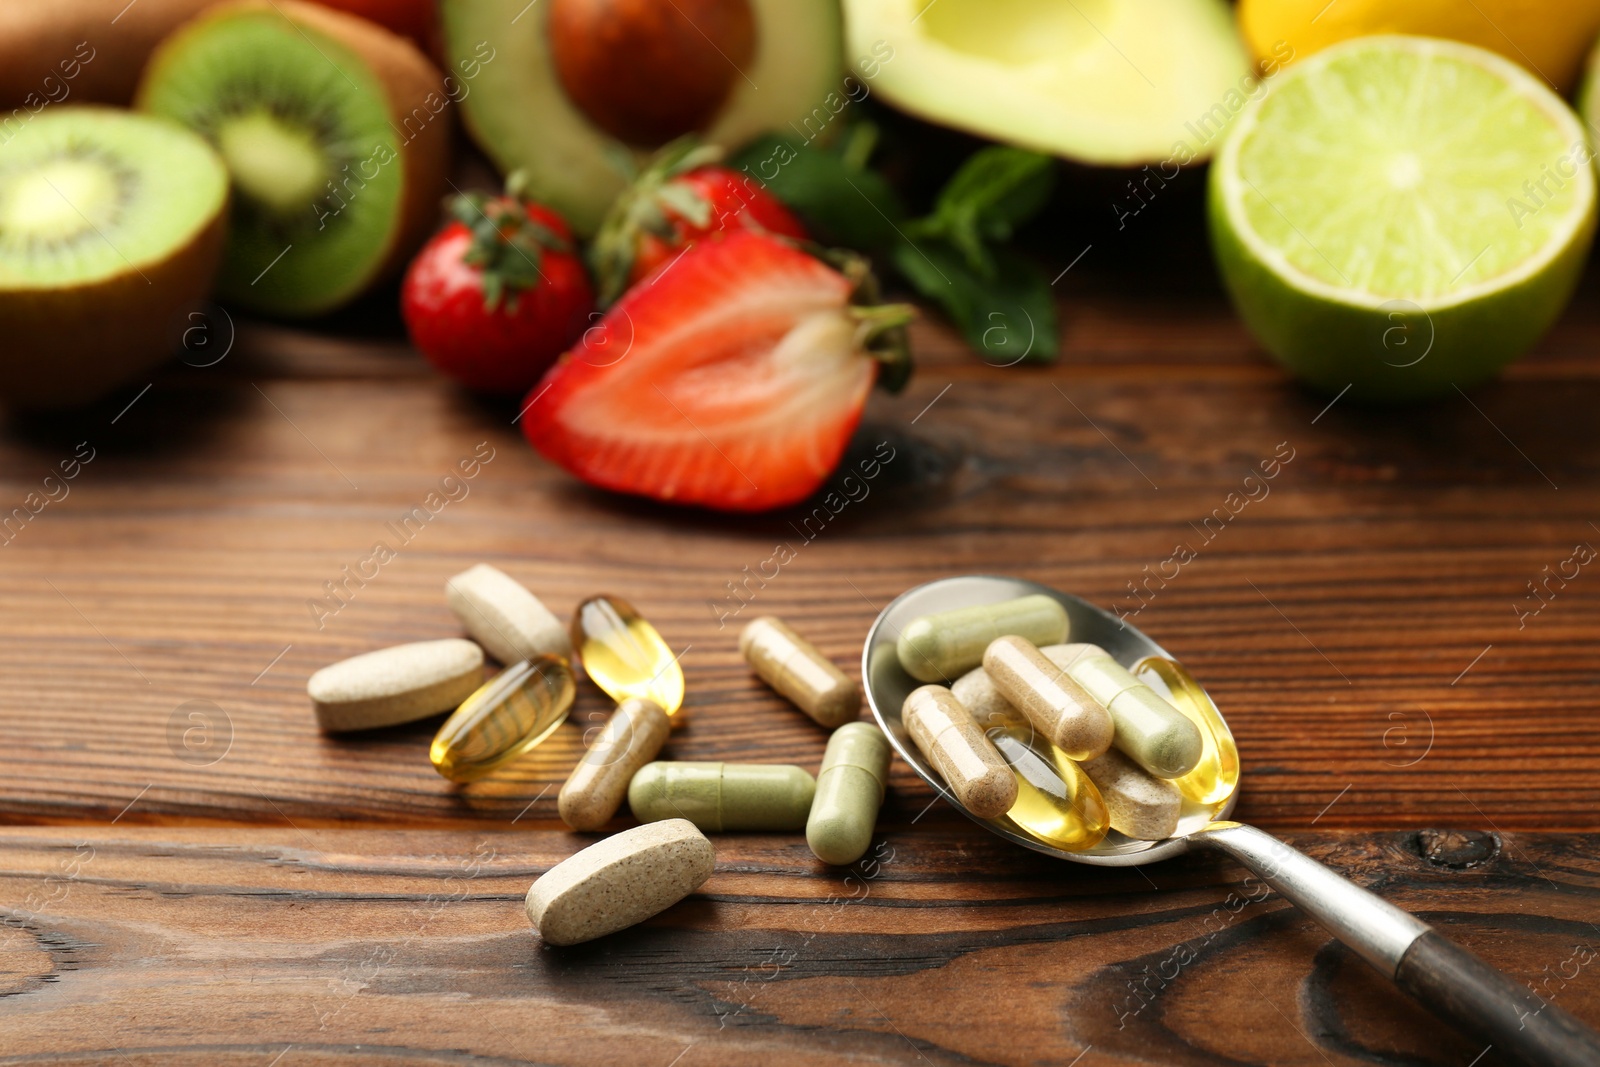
<box><xmin>2</xmin><ymin>219</ymin><xmax>1598</xmax><ymax>1064</ymax></box>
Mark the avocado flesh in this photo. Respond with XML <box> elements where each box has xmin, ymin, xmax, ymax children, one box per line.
<box><xmin>442</xmin><ymin>0</ymin><xmax>844</xmax><ymax>235</ymax></box>
<box><xmin>845</xmin><ymin>0</ymin><xmax>1252</xmax><ymax>166</ymax></box>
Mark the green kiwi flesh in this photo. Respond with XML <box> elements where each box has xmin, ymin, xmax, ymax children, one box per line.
<box><xmin>138</xmin><ymin>6</ymin><xmax>404</xmax><ymax>316</ymax></box>
<box><xmin>0</xmin><ymin>106</ymin><xmax>227</xmax><ymax>407</ymax></box>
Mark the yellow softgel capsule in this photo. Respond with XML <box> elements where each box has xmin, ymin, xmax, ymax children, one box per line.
<box><xmin>570</xmin><ymin>595</ymin><xmax>685</xmax><ymax>715</ymax></box>
<box><xmin>1131</xmin><ymin>655</ymin><xmax>1240</xmax><ymax>807</ymax></box>
<box><xmin>986</xmin><ymin>725</ymin><xmax>1109</xmax><ymax>852</ymax></box>
<box><xmin>429</xmin><ymin>655</ymin><xmax>575</xmax><ymax>781</ymax></box>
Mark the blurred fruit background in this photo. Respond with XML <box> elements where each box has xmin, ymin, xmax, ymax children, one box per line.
<box><xmin>3</xmin><ymin>0</ymin><xmax>1600</xmax><ymax>506</ymax></box>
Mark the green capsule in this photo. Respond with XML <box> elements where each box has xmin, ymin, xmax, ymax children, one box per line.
<box><xmin>628</xmin><ymin>761</ymin><xmax>816</xmax><ymax>832</ymax></box>
<box><xmin>896</xmin><ymin>594</ymin><xmax>1068</xmax><ymax>683</ymax></box>
<box><xmin>806</xmin><ymin>722</ymin><xmax>890</xmax><ymax>865</ymax></box>
<box><xmin>1046</xmin><ymin>643</ymin><xmax>1203</xmax><ymax>779</ymax></box>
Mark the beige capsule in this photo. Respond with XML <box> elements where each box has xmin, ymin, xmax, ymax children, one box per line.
<box><xmin>902</xmin><ymin>685</ymin><xmax>1016</xmax><ymax>819</ymax></box>
<box><xmin>982</xmin><ymin>636</ymin><xmax>1114</xmax><ymax>761</ymax></box>
<box><xmin>1078</xmin><ymin>747</ymin><xmax>1182</xmax><ymax>841</ymax></box>
<box><xmin>446</xmin><ymin>563</ymin><xmax>570</xmax><ymax>665</ymax></box>
<box><xmin>526</xmin><ymin>818</ymin><xmax>715</xmax><ymax>946</ymax></box>
<box><xmin>950</xmin><ymin>664</ymin><xmax>1024</xmax><ymax>732</ymax></box>
<box><xmin>308</xmin><ymin>639</ymin><xmax>483</xmax><ymax>732</ymax></box>
<box><xmin>558</xmin><ymin>698</ymin><xmax>671</xmax><ymax>831</ymax></box>
<box><xmin>740</xmin><ymin>616</ymin><xmax>860</xmax><ymax>728</ymax></box>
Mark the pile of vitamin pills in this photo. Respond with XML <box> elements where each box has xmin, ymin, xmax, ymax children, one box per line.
<box><xmin>309</xmin><ymin>578</ymin><xmax>1235</xmax><ymax>945</ymax></box>
<box><xmin>307</xmin><ymin>565</ymin><xmax>889</xmax><ymax>945</ymax></box>
<box><xmin>898</xmin><ymin>594</ymin><xmax>1238</xmax><ymax>848</ymax></box>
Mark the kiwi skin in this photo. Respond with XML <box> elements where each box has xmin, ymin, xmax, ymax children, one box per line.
<box><xmin>0</xmin><ymin>111</ymin><xmax>230</xmax><ymax>409</ymax></box>
<box><xmin>137</xmin><ymin>0</ymin><xmax>451</xmax><ymax>315</ymax></box>
<box><xmin>0</xmin><ymin>0</ymin><xmax>215</xmax><ymax>111</ymax></box>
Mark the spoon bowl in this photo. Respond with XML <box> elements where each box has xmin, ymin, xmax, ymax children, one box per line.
<box><xmin>860</xmin><ymin>574</ymin><xmax>1600</xmax><ymax>1067</ymax></box>
<box><xmin>862</xmin><ymin>574</ymin><xmax>1233</xmax><ymax>865</ymax></box>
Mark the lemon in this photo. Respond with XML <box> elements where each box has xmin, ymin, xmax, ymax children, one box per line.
<box><xmin>1209</xmin><ymin>36</ymin><xmax>1596</xmax><ymax>401</ymax></box>
<box><xmin>1240</xmin><ymin>0</ymin><xmax>1600</xmax><ymax>93</ymax></box>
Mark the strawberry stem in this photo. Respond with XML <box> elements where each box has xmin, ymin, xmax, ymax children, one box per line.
<box><xmin>851</xmin><ymin>303</ymin><xmax>915</xmax><ymax>395</ymax></box>
<box><xmin>850</xmin><ymin>303</ymin><xmax>917</xmax><ymax>342</ymax></box>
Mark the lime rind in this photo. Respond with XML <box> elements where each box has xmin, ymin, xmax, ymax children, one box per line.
<box><xmin>1211</xmin><ymin>35</ymin><xmax>1597</xmax><ymax>400</ymax></box>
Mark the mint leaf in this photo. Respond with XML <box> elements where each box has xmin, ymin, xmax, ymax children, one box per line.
<box><xmin>907</xmin><ymin>147</ymin><xmax>1055</xmax><ymax>278</ymax></box>
<box><xmin>892</xmin><ymin>238</ymin><xmax>1058</xmax><ymax>365</ymax></box>
<box><xmin>727</xmin><ymin>135</ymin><xmax>908</xmax><ymax>253</ymax></box>
<box><xmin>935</xmin><ymin>145</ymin><xmax>1056</xmax><ymax>237</ymax></box>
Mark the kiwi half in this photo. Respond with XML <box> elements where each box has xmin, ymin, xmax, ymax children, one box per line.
<box><xmin>0</xmin><ymin>106</ymin><xmax>227</xmax><ymax>407</ymax></box>
<box><xmin>137</xmin><ymin>0</ymin><xmax>448</xmax><ymax>317</ymax></box>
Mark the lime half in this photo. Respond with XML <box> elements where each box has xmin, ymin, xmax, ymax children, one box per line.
<box><xmin>1210</xmin><ymin>35</ymin><xmax>1596</xmax><ymax>401</ymax></box>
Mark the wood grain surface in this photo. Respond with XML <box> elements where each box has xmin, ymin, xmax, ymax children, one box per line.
<box><xmin>1</xmin><ymin>258</ymin><xmax>1598</xmax><ymax>833</ymax></box>
<box><xmin>0</xmin><ymin>825</ymin><xmax>1595</xmax><ymax>1065</ymax></box>
<box><xmin>2</xmin><ymin>164</ymin><xmax>1600</xmax><ymax>1062</ymax></box>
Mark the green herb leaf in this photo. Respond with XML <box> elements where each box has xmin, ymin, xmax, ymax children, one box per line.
<box><xmin>727</xmin><ymin>134</ymin><xmax>909</xmax><ymax>254</ymax></box>
<box><xmin>892</xmin><ymin>238</ymin><xmax>1058</xmax><ymax>365</ymax></box>
<box><xmin>907</xmin><ymin>147</ymin><xmax>1056</xmax><ymax>278</ymax></box>
<box><xmin>934</xmin><ymin>145</ymin><xmax>1056</xmax><ymax>236</ymax></box>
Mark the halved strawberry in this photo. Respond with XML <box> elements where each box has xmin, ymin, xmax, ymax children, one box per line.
<box><xmin>522</xmin><ymin>232</ymin><xmax>911</xmax><ymax>512</ymax></box>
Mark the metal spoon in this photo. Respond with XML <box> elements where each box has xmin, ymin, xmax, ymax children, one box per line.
<box><xmin>862</xmin><ymin>575</ymin><xmax>1600</xmax><ymax>1067</ymax></box>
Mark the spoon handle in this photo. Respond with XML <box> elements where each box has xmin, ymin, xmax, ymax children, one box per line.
<box><xmin>1195</xmin><ymin>821</ymin><xmax>1600</xmax><ymax>1067</ymax></box>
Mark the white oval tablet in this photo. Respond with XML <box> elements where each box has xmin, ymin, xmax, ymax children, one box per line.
<box><xmin>308</xmin><ymin>638</ymin><xmax>483</xmax><ymax>732</ymax></box>
<box><xmin>526</xmin><ymin>819</ymin><xmax>714</xmax><ymax>946</ymax></box>
<box><xmin>446</xmin><ymin>563</ymin><xmax>570</xmax><ymax>665</ymax></box>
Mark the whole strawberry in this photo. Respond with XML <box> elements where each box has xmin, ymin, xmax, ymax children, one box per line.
<box><xmin>590</xmin><ymin>140</ymin><xmax>808</xmax><ymax>304</ymax></box>
<box><xmin>522</xmin><ymin>231</ymin><xmax>912</xmax><ymax>512</ymax></box>
<box><xmin>402</xmin><ymin>176</ymin><xmax>594</xmax><ymax>394</ymax></box>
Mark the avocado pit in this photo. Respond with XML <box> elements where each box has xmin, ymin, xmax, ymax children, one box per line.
<box><xmin>547</xmin><ymin>0</ymin><xmax>755</xmax><ymax>147</ymax></box>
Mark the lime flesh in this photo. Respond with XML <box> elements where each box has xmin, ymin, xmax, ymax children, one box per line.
<box><xmin>1210</xmin><ymin>36</ymin><xmax>1596</xmax><ymax>400</ymax></box>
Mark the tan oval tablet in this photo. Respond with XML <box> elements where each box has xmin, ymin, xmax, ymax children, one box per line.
<box><xmin>1079</xmin><ymin>747</ymin><xmax>1182</xmax><ymax>841</ymax></box>
<box><xmin>558</xmin><ymin>698</ymin><xmax>671</xmax><ymax>831</ymax></box>
<box><xmin>902</xmin><ymin>685</ymin><xmax>1016</xmax><ymax>819</ymax></box>
<box><xmin>446</xmin><ymin>563</ymin><xmax>570</xmax><ymax>666</ymax></box>
<box><xmin>983</xmin><ymin>636</ymin><xmax>1114</xmax><ymax>761</ymax></box>
<box><xmin>309</xmin><ymin>639</ymin><xmax>483</xmax><ymax>732</ymax></box>
<box><xmin>739</xmin><ymin>616</ymin><xmax>860</xmax><ymax>728</ymax></box>
<box><xmin>526</xmin><ymin>818</ymin><xmax>714</xmax><ymax>946</ymax></box>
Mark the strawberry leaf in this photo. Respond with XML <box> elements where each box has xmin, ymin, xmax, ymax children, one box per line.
<box><xmin>446</xmin><ymin>180</ymin><xmax>570</xmax><ymax>313</ymax></box>
<box><xmin>591</xmin><ymin>137</ymin><xmax>725</xmax><ymax>305</ymax></box>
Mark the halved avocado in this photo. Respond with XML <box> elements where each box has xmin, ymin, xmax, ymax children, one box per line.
<box><xmin>441</xmin><ymin>0</ymin><xmax>843</xmax><ymax>235</ymax></box>
<box><xmin>843</xmin><ymin>0</ymin><xmax>1253</xmax><ymax>166</ymax></box>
